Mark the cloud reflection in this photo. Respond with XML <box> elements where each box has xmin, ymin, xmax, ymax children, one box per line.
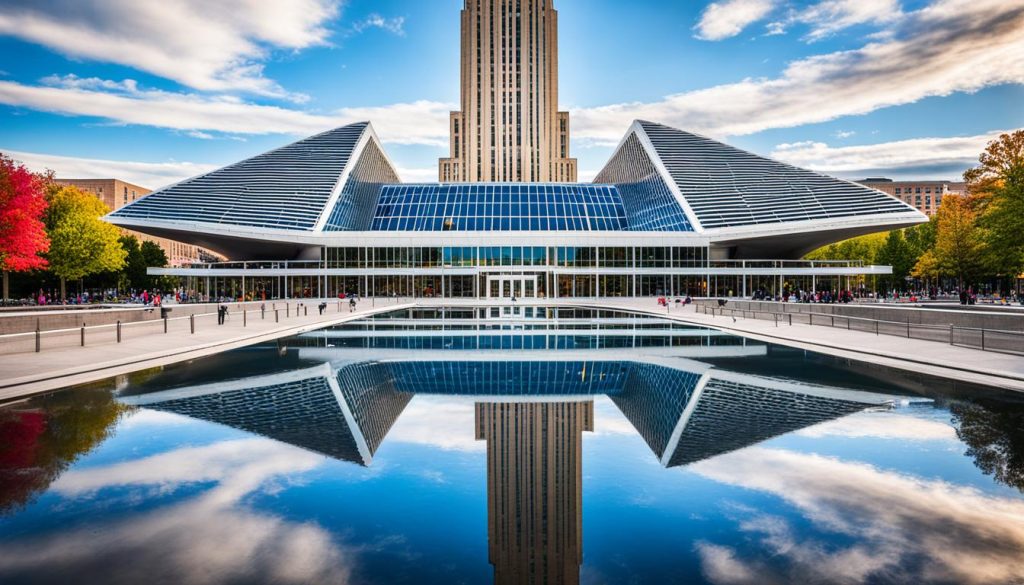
<box><xmin>0</xmin><ymin>438</ymin><xmax>354</xmax><ymax>584</ymax></box>
<box><xmin>691</xmin><ymin>447</ymin><xmax>1024</xmax><ymax>584</ymax></box>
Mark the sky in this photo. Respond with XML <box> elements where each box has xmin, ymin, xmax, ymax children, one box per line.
<box><xmin>0</xmin><ymin>0</ymin><xmax>1022</xmax><ymax>189</ymax></box>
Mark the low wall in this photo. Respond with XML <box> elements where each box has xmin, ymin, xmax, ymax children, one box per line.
<box><xmin>694</xmin><ymin>299</ymin><xmax>1024</xmax><ymax>331</ymax></box>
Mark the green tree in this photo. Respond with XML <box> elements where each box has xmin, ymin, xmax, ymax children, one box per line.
<box><xmin>119</xmin><ymin>235</ymin><xmax>146</xmax><ymax>290</ymax></box>
<box><xmin>140</xmin><ymin>240</ymin><xmax>169</xmax><ymax>290</ymax></box>
<box><xmin>963</xmin><ymin>131</ymin><xmax>1024</xmax><ymax>282</ymax></box>
<box><xmin>805</xmin><ymin>232</ymin><xmax>886</xmax><ymax>264</ymax></box>
<box><xmin>44</xmin><ymin>185</ymin><xmax>126</xmax><ymax>301</ymax></box>
<box><xmin>918</xmin><ymin>194</ymin><xmax>987</xmax><ymax>290</ymax></box>
<box><xmin>876</xmin><ymin>230</ymin><xmax>917</xmax><ymax>291</ymax></box>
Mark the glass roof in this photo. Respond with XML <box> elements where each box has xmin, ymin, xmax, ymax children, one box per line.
<box><xmin>369</xmin><ymin>183</ymin><xmax>629</xmax><ymax>232</ymax></box>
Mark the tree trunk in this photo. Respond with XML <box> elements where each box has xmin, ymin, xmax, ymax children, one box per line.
<box><xmin>2</xmin><ymin>270</ymin><xmax>8</xmax><ymax>303</ymax></box>
<box><xmin>60</xmin><ymin>277</ymin><xmax>66</xmax><ymax>304</ymax></box>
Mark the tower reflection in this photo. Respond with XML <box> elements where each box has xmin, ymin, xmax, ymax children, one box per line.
<box><xmin>476</xmin><ymin>400</ymin><xmax>593</xmax><ymax>585</ymax></box>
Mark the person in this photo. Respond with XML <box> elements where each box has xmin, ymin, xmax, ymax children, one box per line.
<box><xmin>318</xmin><ymin>302</ymin><xmax>327</xmax><ymax>315</ymax></box>
<box><xmin>217</xmin><ymin>304</ymin><xmax>228</xmax><ymax>325</ymax></box>
<box><xmin>349</xmin><ymin>297</ymin><xmax>357</xmax><ymax>313</ymax></box>
<box><xmin>684</xmin><ymin>294</ymin><xmax>692</xmax><ymax>306</ymax></box>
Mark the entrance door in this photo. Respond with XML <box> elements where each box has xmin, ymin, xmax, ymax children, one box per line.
<box><xmin>486</xmin><ymin>275</ymin><xmax>538</xmax><ymax>299</ymax></box>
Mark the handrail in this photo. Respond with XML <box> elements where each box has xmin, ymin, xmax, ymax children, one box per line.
<box><xmin>698</xmin><ymin>304</ymin><xmax>1024</xmax><ymax>356</ymax></box>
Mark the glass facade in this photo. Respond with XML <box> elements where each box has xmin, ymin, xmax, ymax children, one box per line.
<box><xmin>369</xmin><ymin>184</ymin><xmax>628</xmax><ymax>231</ymax></box>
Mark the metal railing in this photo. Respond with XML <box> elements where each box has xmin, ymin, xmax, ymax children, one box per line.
<box><xmin>0</xmin><ymin>299</ymin><xmax>366</xmax><ymax>356</ymax></box>
<box><xmin>699</xmin><ymin>304</ymin><xmax>1024</xmax><ymax>356</ymax></box>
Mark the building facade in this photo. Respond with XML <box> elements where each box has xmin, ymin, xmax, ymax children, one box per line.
<box><xmin>55</xmin><ymin>178</ymin><xmax>221</xmax><ymax>267</ymax></box>
<box><xmin>856</xmin><ymin>178</ymin><xmax>968</xmax><ymax>216</ymax></box>
<box><xmin>439</xmin><ymin>0</ymin><xmax>576</xmax><ymax>182</ymax></box>
<box><xmin>106</xmin><ymin>121</ymin><xmax>928</xmax><ymax>300</ymax></box>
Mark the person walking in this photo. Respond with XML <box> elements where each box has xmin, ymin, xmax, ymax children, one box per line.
<box><xmin>217</xmin><ymin>304</ymin><xmax>228</xmax><ymax>325</ymax></box>
<box><xmin>349</xmin><ymin>297</ymin><xmax>357</xmax><ymax>313</ymax></box>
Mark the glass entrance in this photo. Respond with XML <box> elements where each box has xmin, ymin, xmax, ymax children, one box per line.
<box><xmin>486</xmin><ymin>275</ymin><xmax>537</xmax><ymax>299</ymax></box>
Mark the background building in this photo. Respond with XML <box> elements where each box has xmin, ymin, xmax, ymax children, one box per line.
<box><xmin>439</xmin><ymin>0</ymin><xmax>577</xmax><ymax>182</ymax></box>
<box><xmin>55</xmin><ymin>178</ymin><xmax>222</xmax><ymax>267</ymax></box>
<box><xmin>857</xmin><ymin>178</ymin><xmax>968</xmax><ymax>216</ymax></box>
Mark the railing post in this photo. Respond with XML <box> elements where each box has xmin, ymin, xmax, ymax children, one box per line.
<box><xmin>304</xmin><ymin>305</ymin><xmax>308</xmax><ymax>317</ymax></box>
<box><xmin>190</xmin><ymin>314</ymin><xmax>195</xmax><ymax>334</ymax></box>
<box><xmin>81</xmin><ymin>322</ymin><xmax>86</xmax><ymax>347</ymax></box>
<box><xmin>788</xmin><ymin>313</ymin><xmax>792</xmax><ymax>326</ymax></box>
<box><xmin>243</xmin><ymin>309</ymin><xmax>247</xmax><ymax>327</ymax></box>
<box><xmin>275</xmin><ymin>309</ymin><xmax>280</xmax><ymax>323</ymax></box>
<box><xmin>982</xmin><ymin>329</ymin><xmax>986</xmax><ymax>351</ymax></box>
<box><xmin>35</xmin><ymin>318</ymin><xmax>40</xmax><ymax>353</ymax></box>
<box><xmin>164</xmin><ymin>316</ymin><xmax>168</xmax><ymax>333</ymax></box>
<box><xmin>262</xmin><ymin>306</ymin><xmax>266</xmax><ymax>319</ymax></box>
<box><xmin>875</xmin><ymin>320</ymin><xmax>879</xmax><ymax>336</ymax></box>
<box><xmin>949</xmin><ymin>324</ymin><xmax>954</xmax><ymax>345</ymax></box>
<box><xmin>906</xmin><ymin>321</ymin><xmax>910</xmax><ymax>338</ymax></box>
<box><xmin>286</xmin><ymin>304</ymin><xmax>290</xmax><ymax>318</ymax></box>
<box><xmin>116</xmin><ymin>320</ymin><xmax>122</xmax><ymax>343</ymax></box>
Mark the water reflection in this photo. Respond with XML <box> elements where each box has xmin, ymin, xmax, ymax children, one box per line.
<box><xmin>2</xmin><ymin>320</ymin><xmax>1024</xmax><ymax>584</ymax></box>
<box><xmin>116</xmin><ymin>349</ymin><xmax>893</xmax><ymax>585</ymax></box>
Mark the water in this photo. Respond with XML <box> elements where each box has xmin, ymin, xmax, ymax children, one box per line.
<box><xmin>2</xmin><ymin>309</ymin><xmax>1023</xmax><ymax>584</ymax></box>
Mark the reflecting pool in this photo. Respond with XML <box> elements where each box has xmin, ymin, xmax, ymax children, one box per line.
<box><xmin>2</xmin><ymin>309</ymin><xmax>1024</xmax><ymax>584</ymax></box>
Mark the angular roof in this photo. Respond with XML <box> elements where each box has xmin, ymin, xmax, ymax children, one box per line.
<box><xmin>637</xmin><ymin>120</ymin><xmax>920</xmax><ymax>230</ymax></box>
<box><xmin>109</xmin><ymin>122</ymin><xmax>374</xmax><ymax>231</ymax></box>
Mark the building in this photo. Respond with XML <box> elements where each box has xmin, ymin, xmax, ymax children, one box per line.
<box><xmin>439</xmin><ymin>0</ymin><xmax>576</xmax><ymax>182</ymax></box>
<box><xmin>856</xmin><ymin>178</ymin><xmax>968</xmax><ymax>216</ymax></box>
<box><xmin>55</xmin><ymin>178</ymin><xmax>221</xmax><ymax>267</ymax></box>
<box><xmin>106</xmin><ymin>120</ymin><xmax>927</xmax><ymax>299</ymax></box>
<box><xmin>476</xmin><ymin>400</ymin><xmax>592</xmax><ymax>585</ymax></box>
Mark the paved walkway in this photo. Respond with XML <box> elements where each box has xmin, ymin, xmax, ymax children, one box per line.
<box><xmin>3</xmin><ymin>297</ymin><xmax>1022</xmax><ymax>402</ymax></box>
<box><xmin>581</xmin><ymin>299</ymin><xmax>1024</xmax><ymax>392</ymax></box>
<box><xmin>0</xmin><ymin>298</ymin><xmax>414</xmax><ymax>402</ymax></box>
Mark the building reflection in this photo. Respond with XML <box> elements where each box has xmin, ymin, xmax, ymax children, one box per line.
<box><xmin>475</xmin><ymin>400</ymin><xmax>593</xmax><ymax>585</ymax></box>
<box><xmin>114</xmin><ymin>353</ymin><xmax>895</xmax><ymax>584</ymax></box>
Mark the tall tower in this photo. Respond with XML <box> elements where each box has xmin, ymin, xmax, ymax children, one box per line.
<box><xmin>475</xmin><ymin>400</ymin><xmax>593</xmax><ymax>585</ymax></box>
<box><xmin>439</xmin><ymin>0</ymin><xmax>577</xmax><ymax>183</ymax></box>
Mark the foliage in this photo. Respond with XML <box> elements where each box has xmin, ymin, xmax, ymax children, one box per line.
<box><xmin>120</xmin><ymin>235</ymin><xmax>147</xmax><ymax>289</ymax></box>
<box><xmin>0</xmin><ymin>387</ymin><xmax>131</xmax><ymax>513</ymax></box>
<box><xmin>914</xmin><ymin>194</ymin><xmax>987</xmax><ymax>288</ymax></box>
<box><xmin>805</xmin><ymin>232</ymin><xmax>886</xmax><ymax>264</ymax></box>
<box><xmin>875</xmin><ymin>230</ymin><xmax>916</xmax><ymax>290</ymax></box>
<box><xmin>0</xmin><ymin>154</ymin><xmax>50</xmax><ymax>274</ymax></box>
<box><xmin>968</xmin><ymin>131</ymin><xmax>1024</xmax><ymax>277</ymax></box>
<box><xmin>951</xmin><ymin>400</ymin><xmax>1024</xmax><ymax>493</ymax></box>
<box><xmin>44</xmin><ymin>185</ymin><xmax>126</xmax><ymax>286</ymax></box>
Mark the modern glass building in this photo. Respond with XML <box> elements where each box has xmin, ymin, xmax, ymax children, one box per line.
<box><xmin>106</xmin><ymin>120</ymin><xmax>927</xmax><ymax>299</ymax></box>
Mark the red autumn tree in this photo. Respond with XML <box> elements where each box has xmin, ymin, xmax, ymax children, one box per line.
<box><xmin>0</xmin><ymin>153</ymin><xmax>50</xmax><ymax>301</ymax></box>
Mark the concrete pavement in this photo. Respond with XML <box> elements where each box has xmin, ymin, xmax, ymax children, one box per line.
<box><xmin>0</xmin><ymin>298</ymin><xmax>413</xmax><ymax>402</ymax></box>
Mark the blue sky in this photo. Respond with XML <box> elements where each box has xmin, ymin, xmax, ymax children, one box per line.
<box><xmin>0</xmin><ymin>0</ymin><xmax>1022</xmax><ymax>188</ymax></box>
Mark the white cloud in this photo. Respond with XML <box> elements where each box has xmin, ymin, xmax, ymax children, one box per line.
<box><xmin>832</xmin><ymin>129</ymin><xmax>856</xmax><ymax>139</ymax></box>
<box><xmin>795</xmin><ymin>0</ymin><xmax>903</xmax><ymax>42</ymax></box>
<box><xmin>691</xmin><ymin>446</ymin><xmax>1024</xmax><ymax>584</ymax></box>
<box><xmin>396</xmin><ymin>166</ymin><xmax>439</xmax><ymax>183</ymax></box>
<box><xmin>694</xmin><ymin>0</ymin><xmax>776</xmax><ymax>41</ymax></box>
<box><xmin>770</xmin><ymin>130</ymin><xmax>1005</xmax><ymax>177</ymax></box>
<box><xmin>386</xmin><ymin>396</ymin><xmax>484</xmax><ymax>453</ymax></box>
<box><xmin>352</xmin><ymin>13</ymin><xmax>406</xmax><ymax>36</ymax></box>
<box><xmin>796</xmin><ymin>411</ymin><xmax>958</xmax><ymax>441</ymax></box>
<box><xmin>0</xmin><ymin>438</ymin><xmax>354</xmax><ymax>584</ymax></box>
<box><xmin>0</xmin><ymin>0</ymin><xmax>339</xmax><ymax>101</ymax></box>
<box><xmin>574</xmin><ymin>0</ymin><xmax>1024</xmax><ymax>145</ymax></box>
<box><xmin>0</xmin><ymin>80</ymin><xmax>452</xmax><ymax>146</ymax></box>
<box><xmin>2</xmin><ymin>148</ymin><xmax>218</xmax><ymax>190</ymax></box>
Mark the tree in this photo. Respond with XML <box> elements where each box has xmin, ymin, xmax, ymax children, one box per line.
<box><xmin>0</xmin><ymin>154</ymin><xmax>50</xmax><ymax>301</ymax></box>
<box><xmin>44</xmin><ymin>185</ymin><xmax>126</xmax><ymax>301</ymax></box>
<box><xmin>119</xmin><ymin>235</ymin><xmax>147</xmax><ymax>290</ymax></box>
<box><xmin>875</xmin><ymin>230</ymin><xmax>917</xmax><ymax>291</ymax></box>
<box><xmin>920</xmin><ymin>194</ymin><xmax>987</xmax><ymax>290</ymax></box>
<box><xmin>966</xmin><ymin>131</ymin><xmax>1024</xmax><ymax>279</ymax></box>
<box><xmin>140</xmin><ymin>240</ymin><xmax>170</xmax><ymax>290</ymax></box>
<box><xmin>951</xmin><ymin>400</ymin><xmax>1024</xmax><ymax>493</ymax></box>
